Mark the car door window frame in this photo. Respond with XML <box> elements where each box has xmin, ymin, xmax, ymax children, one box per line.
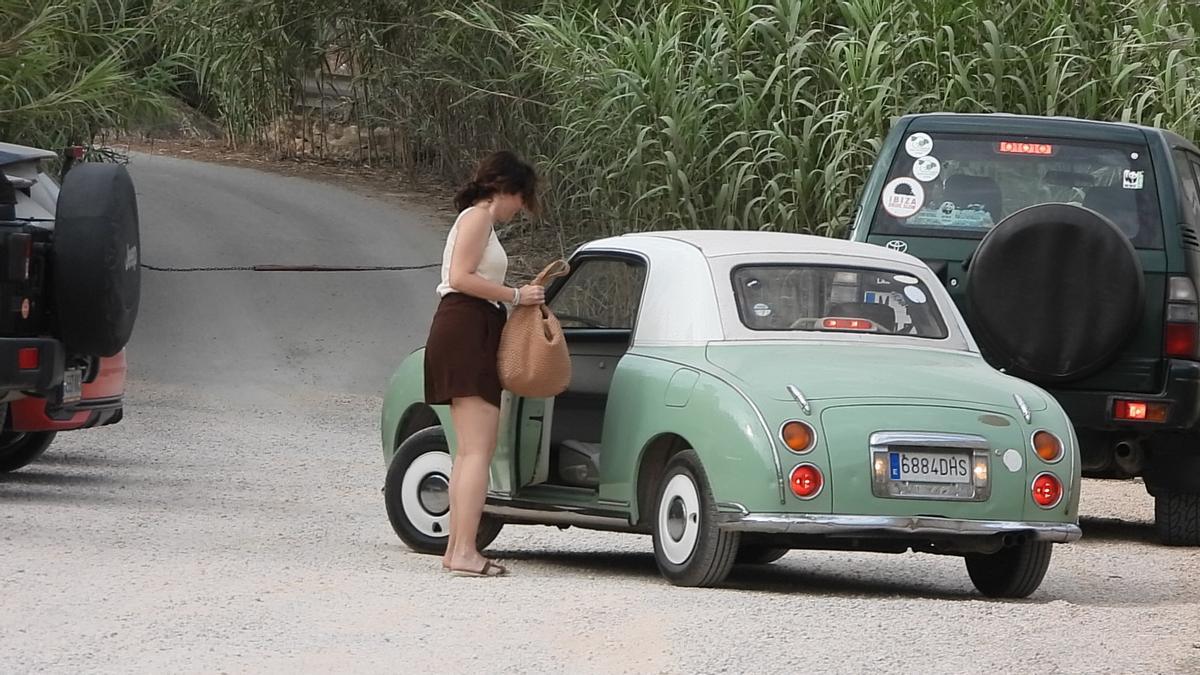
<box><xmin>545</xmin><ymin>251</ymin><xmax>649</xmax><ymax>338</ymax></box>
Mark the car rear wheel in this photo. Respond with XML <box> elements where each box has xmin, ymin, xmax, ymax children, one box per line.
<box><xmin>383</xmin><ymin>426</ymin><xmax>502</xmax><ymax>554</ymax></box>
<box><xmin>964</xmin><ymin>539</ymin><xmax>1053</xmax><ymax>599</ymax></box>
<box><xmin>735</xmin><ymin>544</ymin><xmax>789</xmax><ymax>565</ymax></box>
<box><xmin>1155</xmin><ymin>490</ymin><xmax>1200</xmax><ymax>546</ymax></box>
<box><xmin>0</xmin><ymin>431</ymin><xmax>56</xmax><ymax>473</ymax></box>
<box><xmin>651</xmin><ymin>449</ymin><xmax>740</xmax><ymax>587</ymax></box>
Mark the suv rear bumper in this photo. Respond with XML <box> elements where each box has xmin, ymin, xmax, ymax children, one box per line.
<box><xmin>0</xmin><ymin>337</ymin><xmax>63</xmax><ymax>392</ymax></box>
<box><xmin>1051</xmin><ymin>359</ymin><xmax>1200</xmax><ymax>432</ymax></box>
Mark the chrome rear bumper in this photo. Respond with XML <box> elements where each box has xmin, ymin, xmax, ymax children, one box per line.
<box><xmin>718</xmin><ymin>512</ymin><xmax>1082</xmax><ymax>543</ymax></box>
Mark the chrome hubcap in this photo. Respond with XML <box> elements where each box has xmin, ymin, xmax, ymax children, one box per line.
<box><xmin>658</xmin><ymin>473</ymin><xmax>701</xmax><ymax>565</ymax></box>
<box><xmin>400</xmin><ymin>450</ymin><xmax>453</xmax><ymax>538</ymax></box>
<box><xmin>417</xmin><ymin>473</ymin><xmax>450</xmax><ymax>516</ymax></box>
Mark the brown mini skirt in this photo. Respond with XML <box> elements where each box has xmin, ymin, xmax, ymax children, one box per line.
<box><xmin>424</xmin><ymin>293</ymin><xmax>508</xmax><ymax>408</ymax></box>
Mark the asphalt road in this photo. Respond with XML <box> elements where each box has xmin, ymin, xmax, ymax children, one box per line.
<box><xmin>2</xmin><ymin>153</ymin><xmax>1199</xmax><ymax>674</ymax></box>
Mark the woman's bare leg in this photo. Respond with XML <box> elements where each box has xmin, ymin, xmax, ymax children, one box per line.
<box><xmin>445</xmin><ymin>396</ymin><xmax>500</xmax><ymax>572</ymax></box>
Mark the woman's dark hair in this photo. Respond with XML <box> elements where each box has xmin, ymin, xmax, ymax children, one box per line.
<box><xmin>453</xmin><ymin>150</ymin><xmax>540</xmax><ymax>214</ymax></box>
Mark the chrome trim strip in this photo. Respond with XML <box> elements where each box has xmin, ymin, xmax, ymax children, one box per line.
<box><xmin>718</xmin><ymin>513</ymin><xmax>1081</xmax><ymax>542</ymax></box>
<box><xmin>1014</xmin><ymin>393</ymin><xmax>1032</xmax><ymax>423</ymax></box>
<box><xmin>484</xmin><ymin>505</ymin><xmax>634</xmax><ymax>530</ymax></box>
<box><xmin>786</xmin><ymin>385</ymin><xmax>812</xmax><ymax>415</ymax></box>
<box><xmin>869</xmin><ymin>431</ymin><xmax>990</xmax><ymax>449</ymax></box>
<box><xmin>716</xmin><ymin>501</ymin><xmax>750</xmax><ymax>515</ymax></box>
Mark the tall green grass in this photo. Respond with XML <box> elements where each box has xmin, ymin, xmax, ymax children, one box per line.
<box><xmin>13</xmin><ymin>0</ymin><xmax>1200</xmax><ymax>246</ymax></box>
<box><xmin>0</xmin><ymin>0</ymin><xmax>176</xmax><ymax>153</ymax></box>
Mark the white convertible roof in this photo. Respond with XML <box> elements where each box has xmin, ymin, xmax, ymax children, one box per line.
<box><xmin>591</xmin><ymin>229</ymin><xmax>926</xmax><ymax>267</ymax></box>
<box><xmin>575</xmin><ymin>229</ymin><xmax>976</xmax><ymax>352</ymax></box>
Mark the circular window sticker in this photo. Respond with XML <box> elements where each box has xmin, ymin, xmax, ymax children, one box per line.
<box><xmin>912</xmin><ymin>156</ymin><xmax>941</xmax><ymax>182</ymax></box>
<box><xmin>881</xmin><ymin>177</ymin><xmax>925</xmax><ymax>219</ymax></box>
<box><xmin>753</xmin><ymin>302</ymin><xmax>772</xmax><ymax>317</ymax></box>
<box><xmin>905</xmin><ymin>133</ymin><xmax>933</xmax><ymax>158</ymax></box>
<box><xmin>903</xmin><ymin>285</ymin><xmax>928</xmax><ymax>304</ymax></box>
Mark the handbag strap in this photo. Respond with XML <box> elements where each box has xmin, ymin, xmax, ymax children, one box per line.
<box><xmin>532</xmin><ymin>259</ymin><xmax>570</xmax><ymax>287</ymax></box>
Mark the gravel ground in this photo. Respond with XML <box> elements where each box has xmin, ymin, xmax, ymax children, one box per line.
<box><xmin>2</xmin><ymin>155</ymin><xmax>1198</xmax><ymax>674</ymax></box>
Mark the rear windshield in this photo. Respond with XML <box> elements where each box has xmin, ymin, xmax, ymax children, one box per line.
<box><xmin>871</xmin><ymin>132</ymin><xmax>1163</xmax><ymax>248</ymax></box>
<box><xmin>732</xmin><ymin>265</ymin><xmax>949</xmax><ymax>339</ymax></box>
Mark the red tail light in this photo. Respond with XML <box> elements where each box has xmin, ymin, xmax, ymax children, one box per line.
<box><xmin>789</xmin><ymin>464</ymin><xmax>823</xmax><ymax>499</ymax></box>
<box><xmin>821</xmin><ymin>318</ymin><xmax>875</xmax><ymax>331</ymax></box>
<box><xmin>17</xmin><ymin>347</ymin><xmax>39</xmax><ymax>370</ymax></box>
<box><xmin>997</xmin><ymin>141</ymin><xmax>1054</xmax><ymax>156</ymax></box>
<box><xmin>1032</xmin><ymin>473</ymin><xmax>1064</xmax><ymax>508</ymax></box>
<box><xmin>1113</xmin><ymin>399</ymin><xmax>1169</xmax><ymax>422</ymax></box>
<box><xmin>1166</xmin><ymin>277</ymin><xmax>1199</xmax><ymax>359</ymax></box>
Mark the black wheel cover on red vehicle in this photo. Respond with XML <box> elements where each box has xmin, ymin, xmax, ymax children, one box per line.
<box><xmin>965</xmin><ymin>203</ymin><xmax>1143</xmax><ymax>383</ymax></box>
<box><xmin>53</xmin><ymin>163</ymin><xmax>141</xmax><ymax>357</ymax></box>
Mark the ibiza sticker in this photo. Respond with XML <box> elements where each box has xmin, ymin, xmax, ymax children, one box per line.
<box><xmin>881</xmin><ymin>177</ymin><xmax>925</xmax><ymax>218</ymax></box>
<box><xmin>905</xmin><ymin>133</ymin><xmax>933</xmax><ymax>158</ymax></box>
<box><xmin>912</xmin><ymin>156</ymin><xmax>941</xmax><ymax>182</ymax></box>
<box><xmin>1123</xmin><ymin>169</ymin><xmax>1145</xmax><ymax>190</ymax></box>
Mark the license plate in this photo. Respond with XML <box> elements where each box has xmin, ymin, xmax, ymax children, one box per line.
<box><xmin>888</xmin><ymin>450</ymin><xmax>971</xmax><ymax>484</ymax></box>
<box><xmin>61</xmin><ymin>369</ymin><xmax>82</xmax><ymax>403</ymax></box>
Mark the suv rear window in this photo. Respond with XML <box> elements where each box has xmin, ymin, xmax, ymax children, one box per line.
<box><xmin>872</xmin><ymin>132</ymin><xmax>1163</xmax><ymax>248</ymax></box>
<box><xmin>732</xmin><ymin>265</ymin><xmax>949</xmax><ymax>339</ymax></box>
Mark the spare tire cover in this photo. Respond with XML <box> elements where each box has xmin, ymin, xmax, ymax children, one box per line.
<box><xmin>966</xmin><ymin>203</ymin><xmax>1143</xmax><ymax>383</ymax></box>
<box><xmin>53</xmin><ymin>163</ymin><xmax>141</xmax><ymax>357</ymax></box>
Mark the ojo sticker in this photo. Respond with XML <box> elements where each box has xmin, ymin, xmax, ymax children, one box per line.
<box><xmin>912</xmin><ymin>156</ymin><xmax>941</xmax><ymax>182</ymax></box>
<box><xmin>905</xmin><ymin>133</ymin><xmax>933</xmax><ymax>158</ymax></box>
<box><xmin>881</xmin><ymin>177</ymin><xmax>925</xmax><ymax>219</ymax></box>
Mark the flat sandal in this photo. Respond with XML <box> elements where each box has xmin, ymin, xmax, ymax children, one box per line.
<box><xmin>449</xmin><ymin>560</ymin><xmax>508</xmax><ymax>577</ymax></box>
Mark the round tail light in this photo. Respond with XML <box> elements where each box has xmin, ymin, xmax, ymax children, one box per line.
<box><xmin>1032</xmin><ymin>473</ymin><xmax>1063</xmax><ymax>508</ymax></box>
<box><xmin>790</xmin><ymin>464</ymin><xmax>823</xmax><ymax>499</ymax></box>
<box><xmin>1032</xmin><ymin>431</ymin><xmax>1063</xmax><ymax>463</ymax></box>
<box><xmin>781</xmin><ymin>421</ymin><xmax>816</xmax><ymax>453</ymax></box>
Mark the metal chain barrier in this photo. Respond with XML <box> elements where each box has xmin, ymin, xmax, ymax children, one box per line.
<box><xmin>141</xmin><ymin>263</ymin><xmax>441</xmax><ymax>272</ymax></box>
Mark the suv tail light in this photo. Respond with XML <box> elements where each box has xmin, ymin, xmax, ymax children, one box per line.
<box><xmin>1165</xmin><ymin>276</ymin><xmax>1199</xmax><ymax>359</ymax></box>
<box><xmin>6</xmin><ymin>232</ymin><xmax>32</xmax><ymax>282</ymax></box>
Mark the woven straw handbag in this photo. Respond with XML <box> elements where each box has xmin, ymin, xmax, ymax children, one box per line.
<box><xmin>497</xmin><ymin>260</ymin><xmax>572</xmax><ymax>397</ymax></box>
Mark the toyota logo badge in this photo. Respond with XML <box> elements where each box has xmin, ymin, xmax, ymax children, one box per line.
<box><xmin>885</xmin><ymin>240</ymin><xmax>908</xmax><ymax>252</ymax></box>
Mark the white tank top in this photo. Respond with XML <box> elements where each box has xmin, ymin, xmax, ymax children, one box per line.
<box><xmin>436</xmin><ymin>206</ymin><xmax>508</xmax><ymax>298</ymax></box>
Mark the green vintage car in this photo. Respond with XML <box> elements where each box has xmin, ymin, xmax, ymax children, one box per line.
<box><xmin>381</xmin><ymin>231</ymin><xmax>1081</xmax><ymax>597</ymax></box>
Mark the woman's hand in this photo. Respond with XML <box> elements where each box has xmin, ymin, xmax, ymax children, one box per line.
<box><xmin>517</xmin><ymin>284</ymin><xmax>546</xmax><ymax>306</ymax></box>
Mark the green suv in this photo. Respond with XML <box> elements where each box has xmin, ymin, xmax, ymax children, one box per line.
<box><xmin>849</xmin><ymin>112</ymin><xmax>1200</xmax><ymax>545</ymax></box>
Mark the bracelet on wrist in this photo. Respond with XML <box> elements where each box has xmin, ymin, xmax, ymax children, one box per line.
<box><xmin>512</xmin><ymin>287</ymin><xmax>521</xmax><ymax>305</ymax></box>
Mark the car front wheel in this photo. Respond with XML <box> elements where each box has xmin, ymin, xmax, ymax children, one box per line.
<box><xmin>0</xmin><ymin>431</ymin><xmax>56</xmax><ymax>473</ymax></box>
<box><xmin>964</xmin><ymin>539</ymin><xmax>1052</xmax><ymax>599</ymax></box>
<box><xmin>383</xmin><ymin>426</ymin><xmax>502</xmax><ymax>554</ymax></box>
<box><xmin>651</xmin><ymin>449</ymin><xmax>740</xmax><ymax>587</ymax></box>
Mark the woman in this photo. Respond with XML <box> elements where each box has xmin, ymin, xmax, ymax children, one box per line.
<box><xmin>425</xmin><ymin>150</ymin><xmax>544</xmax><ymax>578</ymax></box>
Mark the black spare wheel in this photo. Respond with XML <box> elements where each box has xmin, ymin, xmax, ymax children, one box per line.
<box><xmin>966</xmin><ymin>203</ymin><xmax>1143</xmax><ymax>383</ymax></box>
<box><xmin>53</xmin><ymin>163</ymin><xmax>141</xmax><ymax>357</ymax></box>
